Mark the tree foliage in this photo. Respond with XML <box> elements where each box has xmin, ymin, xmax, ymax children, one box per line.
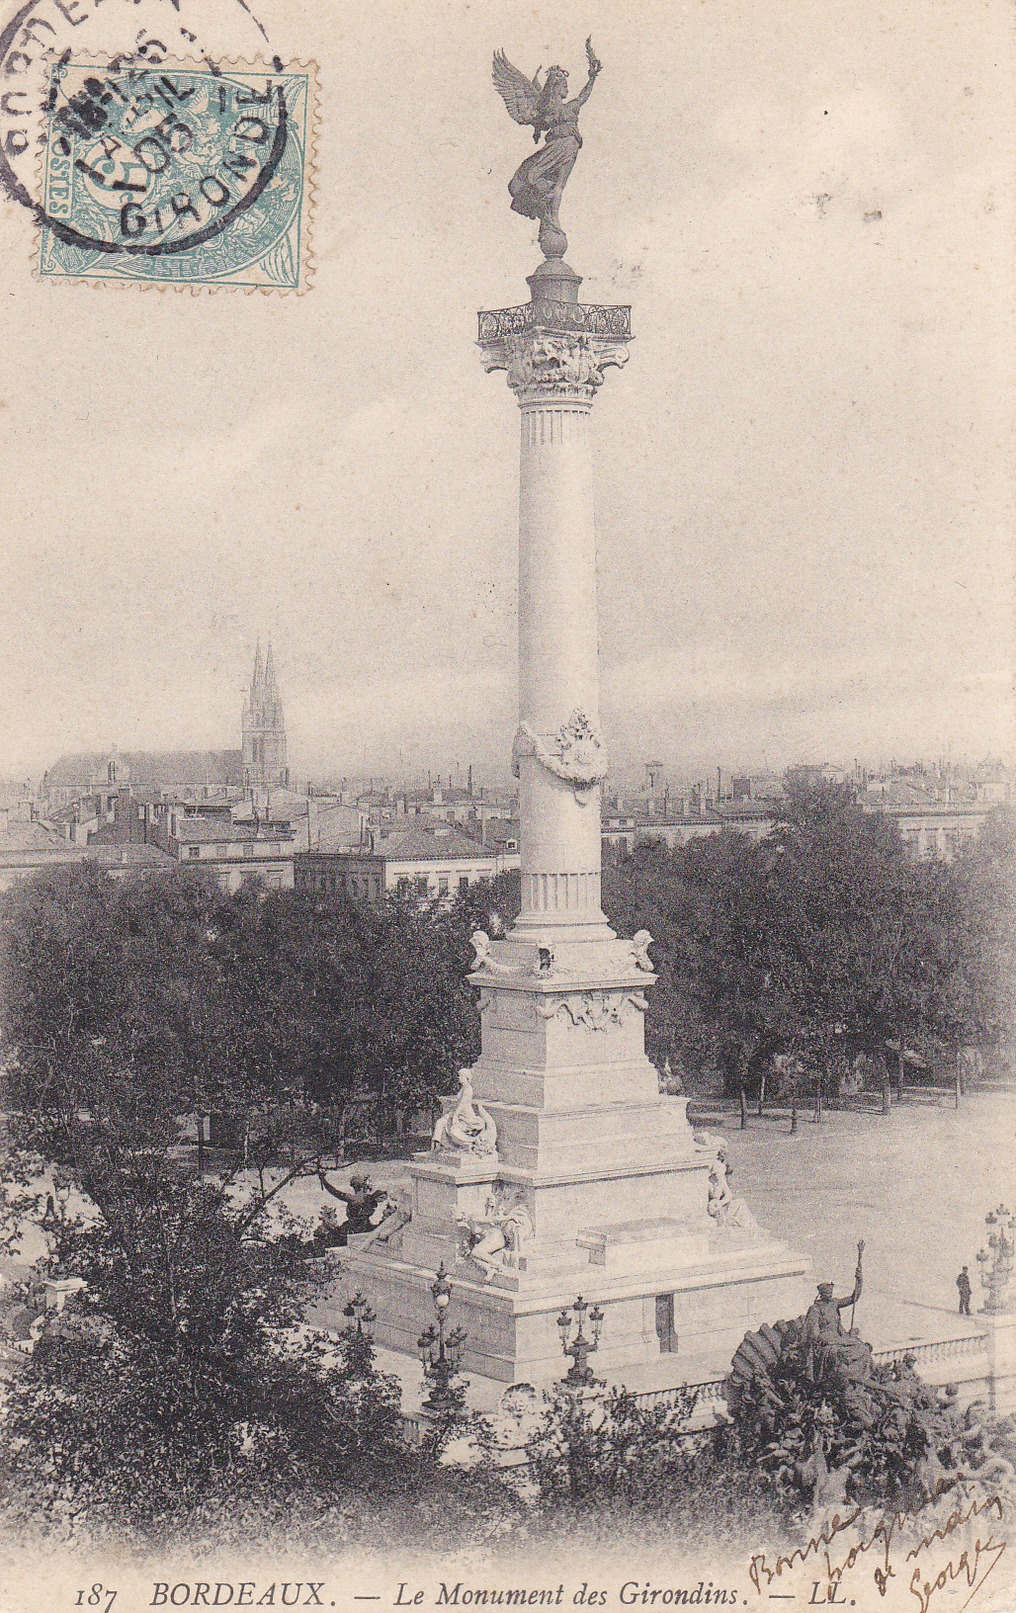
<box><xmin>603</xmin><ymin>790</ymin><xmax>1014</xmax><ymax>1096</ymax></box>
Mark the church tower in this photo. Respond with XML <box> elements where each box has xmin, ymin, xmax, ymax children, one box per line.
<box><xmin>242</xmin><ymin>641</ymin><xmax>289</xmax><ymax>790</ymax></box>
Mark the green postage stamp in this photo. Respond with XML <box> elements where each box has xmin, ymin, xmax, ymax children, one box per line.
<box><xmin>38</xmin><ymin>59</ymin><xmax>315</xmax><ymax>291</ymax></box>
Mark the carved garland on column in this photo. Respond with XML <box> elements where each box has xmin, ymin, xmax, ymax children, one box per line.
<box><xmin>512</xmin><ymin>710</ymin><xmax>608</xmax><ymax>804</ymax></box>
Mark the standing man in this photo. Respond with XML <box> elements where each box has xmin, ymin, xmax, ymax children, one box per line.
<box><xmin>956</xmin><ymin>1265</ymin><xmax>972</xmax><ymax>1316</ymax></box>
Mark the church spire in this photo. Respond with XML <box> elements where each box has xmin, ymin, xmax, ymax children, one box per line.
<box><xmin>250</xmin><ymin>639</ymin><xmax>264</xmax><ymax>701</ymax></box>
<box><xmin>242</xmin><ymin>639</ymin><xmax>289</xmax><ymax>791</ymax></box>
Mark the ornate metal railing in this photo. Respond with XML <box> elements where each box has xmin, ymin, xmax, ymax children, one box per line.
<box><xmin>477</xmin><ymin>302</ymin><xmax>632</xmax><ymax>341</ymax></box>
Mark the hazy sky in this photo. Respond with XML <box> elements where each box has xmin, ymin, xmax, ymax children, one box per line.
<box><xmin>0</xmin><ymin>0</ymin><xmax>1012</xmax><ymax>784</ymax></box>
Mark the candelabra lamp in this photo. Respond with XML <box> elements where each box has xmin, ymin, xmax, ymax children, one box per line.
<box><xmin>340</xmin><ymin>1289</ymin><xmax>377</xmax><ymax>1374</ymax></box>
<box><xmin>976</xmin><ymin>1205</ymin><xmax>1016</xmax><ymax>1315</ymax></box>
<box><xmin>557</xmin><ymin>1295</ymin><xmax>605</xmax><ymax>1388</ymax></box>
<box><xmin>342</xmin><ymin>1292</ymin><xmax>376</xmax><ymax>1337</ymax></box>
<box><xmin>417</xmin><ymin>1262</ymin><xmax>467</xmax><ymax>1414</ymax></box>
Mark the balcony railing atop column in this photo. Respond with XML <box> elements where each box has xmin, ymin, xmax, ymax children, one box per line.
<box><xmin>477</xmin><ymin>302</ymin><xmax>632</xmax><ymax>341</ymax></box>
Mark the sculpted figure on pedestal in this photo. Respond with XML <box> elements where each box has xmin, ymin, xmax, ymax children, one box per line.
<box><xmin>630</xmin><ymin>930</ymin><xmax>654</xmax><ymax>972</ymax></box>
<box><xmin>804</xmin><ymin>1244</ymin><xmax>865</xmax><ymax>1351</ymax></box>
<box><xmin>316</xmin><ymin>1171</ymin><xmax>393</xmax><ymax>1242</ymax></box>
<box><xmin>469</xmin><ymin>930</ymin><xmax>527</xmax><ymax>978</ymax></box>
<box><xmin>492</xmin><ymin>38</ymin><xmax>602</xmax><ymax>260</ymax></box>
<box><xmin>692</xmin><ymin>1129</ymin><xmax>729</xmax><ymax>1153</ymax></box>
<box><xmin>432</xmin><ymin>1069</ymin><xmax>498</xmax><ymax>1159</ymax></box>
<box><xmin>357</xmin><ymin>1182</ymin><xmax>413</xmax><ymax>1255</ymax></box>
<box><xmin>706</xmin><ymin>1150</ymin><xmax>758</xmax><ymax>1232</ymax></box>
<box><xmin>458</xmin><ymin>1187</ymin><xmax>535</xmax><ymax>1282</ymax></box>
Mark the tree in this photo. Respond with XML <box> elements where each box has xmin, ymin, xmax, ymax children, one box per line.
<box><xmin>597</xmin><ymin>779</ymin><xmax>992</xmax><ymax>1104</ymax></box>
<box><xmin>945</xmin><ymin>808</ymin><xmax>1016</xmax><ymax>1062</ymax></box>
<box><xmin>0</xmin><ymin>1152</ymin><xmax>423</xmax><ymax>1538</ymax></box>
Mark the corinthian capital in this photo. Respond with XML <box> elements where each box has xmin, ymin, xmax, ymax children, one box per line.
<box><xmin>482</xmin><ymin>330</ymin><xmax>630</xmax><ymax>403</ymax></box>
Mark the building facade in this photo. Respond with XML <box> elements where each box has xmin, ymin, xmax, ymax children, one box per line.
<box><xmin>294</xmin><ymin>821</ymin><xmax>502</xmax><ymax>903</ymax></box>
<box><xmin>149</xmin><ymin>799</ymin><xmax>295</xmax><ymax>892</ymax></box>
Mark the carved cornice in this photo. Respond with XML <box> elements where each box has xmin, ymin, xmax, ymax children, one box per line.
<box><xmin>479</xmin><ymin>327</ymin><xmax>631</xmax><ymax>403</ymax></box>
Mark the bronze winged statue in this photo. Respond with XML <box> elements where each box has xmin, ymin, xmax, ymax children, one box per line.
<box><xmin>492</xmin><ymin>38</ymin><xmax>602</xmax><ymax>261</ymax></box>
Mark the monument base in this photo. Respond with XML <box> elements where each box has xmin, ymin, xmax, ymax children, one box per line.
<box><xmin>310</xmin><ymin>1228</ymin><xmax>811</xmax><ymax>1384</ymax></box>
<box><xmin>305</xmin><ymin>938</ymin><xmax>811</xmax><ymax>1385</ymax></box>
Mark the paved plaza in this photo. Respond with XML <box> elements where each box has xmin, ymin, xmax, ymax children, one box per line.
<box><xmin>714</xmin><ymin>1089</ymin><xmax>1014</xmax><ymax>1350</ymax></box>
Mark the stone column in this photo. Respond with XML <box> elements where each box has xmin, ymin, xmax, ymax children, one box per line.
<box><xmin>327</xmin><ymin>261</ymin><xmax>811</xmax><ymax>1383</ymax></box>
<box><xmin>479</xmin><ymin>261</ymin><xmax>632</xmax><ymax>945</ymax></box>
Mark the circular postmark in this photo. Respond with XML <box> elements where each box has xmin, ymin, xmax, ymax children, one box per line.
<box><xmin>0</xmin><ymin>0</ymin><xmax>310</xmax><ymax>280</ymax></box>
<box><xmin>41</xmin><ymin>59</ymin><xmax>288</xmax><ymax>257</ymax></box>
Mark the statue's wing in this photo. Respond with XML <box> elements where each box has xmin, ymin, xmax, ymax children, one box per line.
<box><xmin>492</xmin><ymin>50</ymin><xmax>541</xmax><ymax>126</ymax></box>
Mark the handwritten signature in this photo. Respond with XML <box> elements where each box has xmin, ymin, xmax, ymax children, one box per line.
<box><xmin>749</xmin><ymin>1489</ymin><xmax>1007</xmax><ymax>1611</ymax></box>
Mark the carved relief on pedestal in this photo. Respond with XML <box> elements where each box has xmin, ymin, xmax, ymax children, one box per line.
<box><xmin>480</xmin><ymin>328</ymin><xmax>630</xmax><ymax>405</ymax></box>
<box><xmin>512</xmin><ymin>710</ymin><xmax>608</xmax><ymax>803</ymax></box>
<box><xmin>536</xmin><ymin>988</ymin><xmax>648</xmax><ymax>1032</ymax></box>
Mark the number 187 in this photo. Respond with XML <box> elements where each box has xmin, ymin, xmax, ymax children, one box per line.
<box><xmin>75</xmin><ymin>1587</ymin><xmax>117</xmax><ymax>1611</ymax></box>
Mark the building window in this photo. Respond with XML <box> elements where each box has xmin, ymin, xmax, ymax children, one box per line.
<box><xmin>415</xmin><ymin>874</ymin><xmax>430</xmax><ymax>897</ymax></box>
<box><xmin>438</xmin><ymin>875</ymin><xmax>449</xmax><ymax>896</ymax></box>
<box><xmin>397</xmin><ymin>877</ymin><xmax>410</xmax><ymax>896</ymax></box>
<box><xmin>459</xmin><ymin>875</ymin><xmax>469</xmax><ymax>894</ymax></box>
<box><xmin>187</xmin><ymin>845</ymin><xmax>200</xmax><ymax>858</ymax></box>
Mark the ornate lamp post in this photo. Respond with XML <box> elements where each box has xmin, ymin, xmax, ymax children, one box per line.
<box><xmin>342</xmin><ymin>1292</ymin><xmax>376</xmax><ymax>1337</ymax></box>
<box><xmin>976</xmin><ymin>1205</ymin><xmax>1016</xmax><ymax>1314</ymax></box>
<box><xmin>556</xmin><ymin>1295</ymin><xmax>605</xmax><ymax>1388</ymax></box>
<box><xmin>340</xmin><ymin>1289</ymin><xmax>377</xmax><ymax>1375</ymax></box>
<box><xmin>417</xmin><ymin>1263</ymin><xmax>467</xmax><ymax>1413</ymax></box>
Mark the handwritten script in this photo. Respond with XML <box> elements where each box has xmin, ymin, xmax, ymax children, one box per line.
<box><xmin>748</xmin><ymin>1488</ymin><xmax>1007</xmax><ymax>1611</ymax></box>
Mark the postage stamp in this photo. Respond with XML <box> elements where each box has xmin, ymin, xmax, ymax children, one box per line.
<box><xmin>36</xmin><ymin>58</ymin><xmax>315</xmax><ymax>290</ymax></box>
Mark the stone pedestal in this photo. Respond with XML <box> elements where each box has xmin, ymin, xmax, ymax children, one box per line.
<box><xmin>328</xmin><ymin>263</ymin><xmax>810</xmax><ymax>1382</ymax></box>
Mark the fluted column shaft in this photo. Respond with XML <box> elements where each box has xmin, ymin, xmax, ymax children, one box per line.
<box><xmin>516</xmin><ymin>394</ymin><xmax>604</xmax><ymax>933</ymax></box>
<box><xmin>478</xmin><ymin>285</ymin><xmax>631</xmax><ymax>942</ymax></box>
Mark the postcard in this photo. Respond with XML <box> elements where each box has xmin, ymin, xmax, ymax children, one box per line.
<box><xmin>0</xmin><ymin>1</ymin><xmax>1012</xmax><ymax>1611</ymax></box>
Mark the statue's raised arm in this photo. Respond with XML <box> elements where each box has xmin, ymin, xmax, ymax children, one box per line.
<box><xmin>491</xmin><ymin>40</ymin><xmax>604</xmax><ymax>262</ymax></box>
<box><xmin>572</xmin><ymin>37</ymin><xmax>602</xmax><ymax>109</ymax></box>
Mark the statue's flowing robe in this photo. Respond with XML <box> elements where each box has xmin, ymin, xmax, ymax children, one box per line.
<box><xmin>509</xmin><ymin>124</ymin><xmax>581</xmax><ymax>222</ymax></box>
